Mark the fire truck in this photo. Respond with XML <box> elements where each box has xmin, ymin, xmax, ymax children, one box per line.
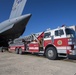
<box><xmin>9</xmin><ymin>25</ymin><xmax>76</xmax><ymax>60</ymax></box>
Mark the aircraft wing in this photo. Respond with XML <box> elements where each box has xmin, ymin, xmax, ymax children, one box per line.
<box><xmin>0</xmin><ymin>14</ymin><xmax>31</xmax><ymax>40</ymax></box>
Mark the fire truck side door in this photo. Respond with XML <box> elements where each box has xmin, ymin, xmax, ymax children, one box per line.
<box><xmin>43</xmin><ymin>32</ymin><xmax>51</xmax><ymax>47</ymax></box>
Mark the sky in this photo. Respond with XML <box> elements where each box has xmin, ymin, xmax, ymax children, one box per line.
<box><xmin>0</xmin><ymin>0</ymin><xmax>76</xmax><ymax>36</ymax></box>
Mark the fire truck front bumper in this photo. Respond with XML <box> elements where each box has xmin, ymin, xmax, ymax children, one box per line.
<box><xmin>68</xmin><ymin>55</ymin><xmax>76</xmax><ymax>59</ymax></box>
<box><xmin>67</xmin><ymin>46</ymin><xmax>76</xmax><ymax>59</ymax></box>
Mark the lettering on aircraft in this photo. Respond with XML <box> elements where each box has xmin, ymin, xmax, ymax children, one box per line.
<box><xmin>12</xmin><ymin>0</ymin><xmax>22</xmax><ymax>11</ymax></box>
<box><xmin>16</xmin><ymin>0</ymin><xmax>22</xmax><ymax>4</ymax></box>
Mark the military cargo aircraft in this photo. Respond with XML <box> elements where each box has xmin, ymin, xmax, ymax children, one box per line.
<box><xmin>0</xmin><ymin>0</ymin><xmax>31</xmax><ymax>47</ymax></box>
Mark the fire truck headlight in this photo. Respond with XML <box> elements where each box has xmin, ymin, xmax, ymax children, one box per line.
<box><xmin>68</xmin><ymin>38</ymin><xmax>72</xmax><ymax>41</ymax></box>
<box><xmin>68</xmin><ymin>38</ymin><xmax>73</xmax><ymax>45</ymax></box>
<box><xmin>74</xmin><ymin>45</ymin><xmax>76</xmax><ymax>49</ymax></box>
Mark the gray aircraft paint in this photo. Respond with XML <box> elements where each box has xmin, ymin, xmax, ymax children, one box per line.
<box><xmin>0</xmin><ymin>0</ymin><xmax>31</xmax><ymax>47</ymax></box>
<box><xmin>0</xmin><ymin>14</ymin><xmax>31</xmax><ymax>33</ymax></box>
<box><xmin>10</xmin><ymin>0</ymin><xmax>27</xmax><ymax>19</ymax></box>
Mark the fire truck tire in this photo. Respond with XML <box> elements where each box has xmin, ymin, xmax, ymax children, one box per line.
<box><xmin>45</xmin><ymin>47</ymin><xmax>58</xmax><ymax>60</ymax></box>
<box><xmin>15</xmin><ymin>48</ymin><xmax>19</xmax><ymax>54</ymax></box>
<box><xmin>19</xmin><ymin>48</ymin><xmax>23</xmax><ymax>55</ymax></box>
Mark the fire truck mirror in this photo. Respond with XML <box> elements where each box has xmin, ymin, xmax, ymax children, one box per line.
<box><xmin>51</xmin><ymin>36</ymin><xmax>54</xmax><ymax>43</ymax></box>
<box><xmin>58</xmin><ymin>30</ymin><xmax>61</xmax><ymax>36</ymax></box>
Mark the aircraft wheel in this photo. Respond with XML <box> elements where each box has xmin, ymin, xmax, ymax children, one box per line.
<box><xmin>0</xmin><ymin>47</ymin><xmax>3</xmax><ymax>52</ymax></box>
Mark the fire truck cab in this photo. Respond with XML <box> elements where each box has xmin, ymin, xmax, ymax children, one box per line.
<box><xmin>9</xmin><ymin>26</ymin><xmax>76</xmax><ymax>60</ymax></box>
<box><xmin>44</xmin><ymin>26</ymin><xmax>76</xmax><ymax>59</ymax></box>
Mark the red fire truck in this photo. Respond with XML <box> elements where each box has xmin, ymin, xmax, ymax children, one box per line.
<box><xmin>9</xmin><ymin>26</ymin><xmax>76</xmax><ymax>60</ymax></box>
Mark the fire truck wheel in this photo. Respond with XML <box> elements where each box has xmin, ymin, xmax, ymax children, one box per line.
<box><xmin>15</xmin><ymin>48</ymin><xmax>19</xmax><ymax>54</ymax></box>
<box><xmin>45</xmin><ymin>47</ymin><xmax>58</xmax><ymax>60</ymax></box>
<box><xmin>19</xmin><ymin>48</ymin><xmax>23</xmax><ymax>55</ymax></box>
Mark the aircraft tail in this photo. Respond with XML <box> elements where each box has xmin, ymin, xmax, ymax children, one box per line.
<box><xmin>9</xmin><ymin>0</ymin><xmax>27</xmax><ymax>19</ymax></box>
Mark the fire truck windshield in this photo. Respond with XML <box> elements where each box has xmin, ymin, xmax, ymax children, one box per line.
<box><xmin>65</xmin><ymin>28</ymin><xmax>76</xmax><ymax>38</ymax></box>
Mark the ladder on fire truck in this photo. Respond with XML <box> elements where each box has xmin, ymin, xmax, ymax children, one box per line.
<box><xmin>22</xmin><ymin>32</ymin><xmax>42</xmax><ymax>42</ymax></box>
<box><xmin>22</xmin><ymin>34</ymin><xmax>39</xmax><ymax>43</ymax></box>
<box><xmin>14</xmin><ymin>35</ymin><xmax>37</xmax><ymax>43</ymax></box>
<box><xmin>13</xmin><ymin>32</ymin><xmax>44</xmax><ymax>47</ymax></box>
